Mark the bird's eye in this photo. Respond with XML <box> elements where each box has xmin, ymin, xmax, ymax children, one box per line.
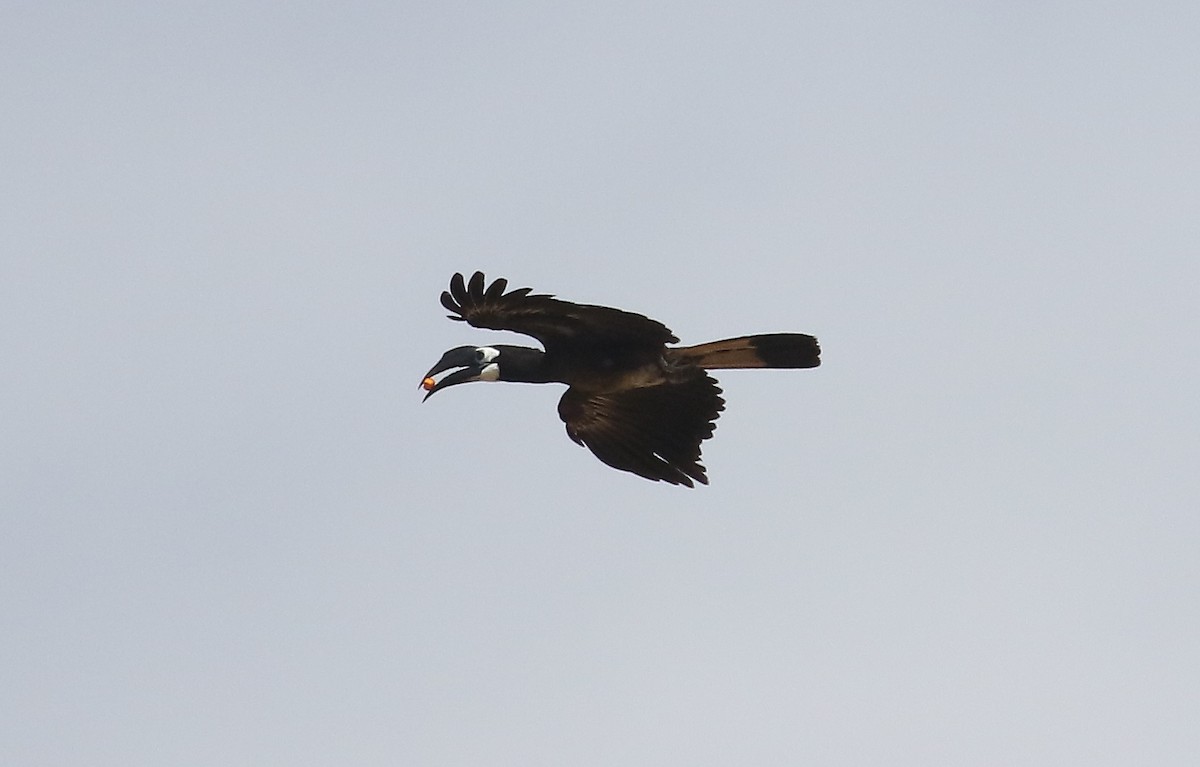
<box><xmin>475</xmin><ymin>346</ymin><xmax>500</xmax><ymax>364</ymax></box>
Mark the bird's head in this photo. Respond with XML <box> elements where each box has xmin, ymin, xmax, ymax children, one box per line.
<box><xmin>419</xmin><ymin>345</ymin><xmax>502</xmax><ymax>400</ymax></box>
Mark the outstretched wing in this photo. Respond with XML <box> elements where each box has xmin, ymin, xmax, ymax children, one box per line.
<box><xmin>441</xmin><ymin>271</ymin><xmax>677</xmax><ymax>353</ymax></box>
<box><xmin>557</xmin><ymin>371</ymin><xmax>725</xmax><ymax>487</ymax></box>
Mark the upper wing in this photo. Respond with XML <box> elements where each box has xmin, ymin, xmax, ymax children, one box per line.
<box><xmin>557</xmin><ymin>371</ymin><xmax>725</xmax><ymax>487</ymax></box>
<box><xmin>440</xmin><ymin>271</ymin><xmax>677</xmax><ymax>352</ymax></box>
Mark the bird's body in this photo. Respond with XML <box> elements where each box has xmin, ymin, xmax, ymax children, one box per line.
<box><xmin>421</xmin><ymin>272</ymin><xmax>819</xmax><ymax>487</ymax></box>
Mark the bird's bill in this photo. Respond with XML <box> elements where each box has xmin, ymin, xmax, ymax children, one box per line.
<box><xmin>421</xmin><ymin>366</ymin><xmax>485</xmax><ymax>400</ymax></box>
<box><xmin>420</xmin><ymin>346</ymin><xmax>482</xmax><ymax>401</ymax></box>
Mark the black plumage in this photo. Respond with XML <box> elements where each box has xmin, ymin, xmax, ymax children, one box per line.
<box><xmin>421</xmin><ymin>271</ymin><xmax>820</xmax><ymax>487</ymax></box>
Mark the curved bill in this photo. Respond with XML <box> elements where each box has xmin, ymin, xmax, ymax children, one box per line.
<box><xmin>420</xmin><ymin>346</ymin><xmax>482</xmax><ymax>401</ymax></box>
<box><xmin>421</xmin><ymin>365</ymin><xmax>486</xmax><ymax>401</ymax></box>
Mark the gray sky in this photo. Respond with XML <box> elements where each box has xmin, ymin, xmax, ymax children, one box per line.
<box><xmin>3</xmin><ymin>2</ymin><xmax>1198</xmax><ymax>765</ymax></box>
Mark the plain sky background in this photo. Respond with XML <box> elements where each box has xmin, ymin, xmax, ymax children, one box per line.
<box><xmin>3</xmin><ymin>2</ymin><xmax>1198</xmax><ymax>765</ymax></box>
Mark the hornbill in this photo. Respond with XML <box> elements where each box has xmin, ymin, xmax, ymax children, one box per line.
<box><xmin>421</xmin><ymin>272</ymin><xmax>820</xmax><ymax>487</ymax></box>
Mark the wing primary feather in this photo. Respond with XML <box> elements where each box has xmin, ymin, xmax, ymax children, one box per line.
<box><xmin>484</xmin><ymin>277</ymin><xmax>508</xmax><ymax>299</ymax></box>
<box><xmin>467</xmin><ymin>271</ymin><xmax>485</xmax><ymax>297</ymax></box>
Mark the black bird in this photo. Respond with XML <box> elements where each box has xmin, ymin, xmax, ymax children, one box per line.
<box><xmin>421</xmin><ymin>272</ymin><xmax>820</xmax><ymax>487</ymax></box>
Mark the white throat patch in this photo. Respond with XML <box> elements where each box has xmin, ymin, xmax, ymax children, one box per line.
<box><xmin>480</xmin><ymin>362</ymin><xmax>500</xmax><ymax>381</ymax></box>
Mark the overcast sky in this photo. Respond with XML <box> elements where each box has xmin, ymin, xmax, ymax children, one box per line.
<box><xmin>3</xmin><ymin>2</ymin><xmax>1198</xmax><ymax>765</ymax></box>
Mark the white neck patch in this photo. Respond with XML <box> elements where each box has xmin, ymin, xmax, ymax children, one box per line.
<box><xmin>479</xmin><ymin>362</ymin><xmax>500</xmax><ymax>381</ymax></box>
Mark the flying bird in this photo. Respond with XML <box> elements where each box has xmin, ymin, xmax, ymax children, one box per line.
<box><xmin>421</xmin><ymin>272</ymin><xmax>820</xmax><ymax>487</ymax></box>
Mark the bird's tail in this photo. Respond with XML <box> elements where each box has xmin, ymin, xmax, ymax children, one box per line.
<box><xmin>671</xmin><ymin>333</ymin><xmax>821</xmax><ymax>370</ymax></box>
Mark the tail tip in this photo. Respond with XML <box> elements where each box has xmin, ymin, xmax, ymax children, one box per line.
<box><xmin>752</xmin><ymin>333</ymin><xmax>821</xmax><ymax>368</ymax></box>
